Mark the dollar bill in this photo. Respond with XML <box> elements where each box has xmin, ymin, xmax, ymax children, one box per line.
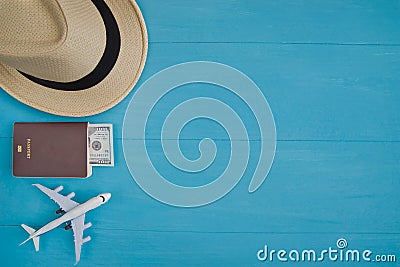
<box><xmin>88</xmin><ymin>123</ymin><xmax>114</xmax><ymax>166</ymax></box>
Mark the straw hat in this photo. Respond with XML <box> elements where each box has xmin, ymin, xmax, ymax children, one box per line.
<box><xmin>0</xmin><ymin>0</ymin><xmax>148</xmax><ymax>117</ymax></box>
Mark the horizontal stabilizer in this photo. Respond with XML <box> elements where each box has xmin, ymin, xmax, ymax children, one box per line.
<box><xmin>20</xmin><ymin>224</ymin><xmax>40</xmax><ymax>252</ymax></box>
<box><xmin>21</xmin><ymin>224</ymin><xmax>35</xmax><ymax>235</ymax></box>
<box><xmin>32</xmin><ymin>236</ymin><xmax>40</xmax><ymax>252</ymax></box>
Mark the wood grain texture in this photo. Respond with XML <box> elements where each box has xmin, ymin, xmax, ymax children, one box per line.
<box><xmin>1</xmin><ymin>139</ymin><xmax>399</xmax><ymax>232</ymax></box>
<box><xmin>1</xmin><ymin>226</ymin><xmax>399</xmax><ymax>267</ymax></box>
<box><xmin>140</xmin><ymin>0</ymin><xmax>400</xmax><ymax>44</ymax></box>
<box><xmin>0</xmin><ymin>0</ymin><xmax>399</xmax><ymax>266</ymax></box>
<box><xmin>0</xmin><ymin>44</ymin><xmax>399</xmax><ymax>140</ymax></box>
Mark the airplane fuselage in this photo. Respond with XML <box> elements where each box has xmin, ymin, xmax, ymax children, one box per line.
<box><xmin>30</xmin><ymin>195</ymin><xmax>107</xmax><ymax>238</ymax></box>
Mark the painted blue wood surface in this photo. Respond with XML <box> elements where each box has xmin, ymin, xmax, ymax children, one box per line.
<box><xmin>0</xmin><ymin>1</ymin><xmax>399</xmax><ymax>266</ymax></box>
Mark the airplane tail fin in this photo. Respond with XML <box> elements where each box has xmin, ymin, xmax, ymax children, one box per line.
<box><xmin>20</xmin><ymin>224</ymin><xmax>40</xmax><ymax>252</ymax></box>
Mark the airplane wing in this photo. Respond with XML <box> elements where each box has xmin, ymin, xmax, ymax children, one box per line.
<box><xmin>33</xmin><ymin>184</ymin><xmax>80</xmax><ymax>212</ymax></box>
<box><xmin>71</xmin><ymin>214</ymin><xmax>92</xmax><ymax>265</ymax></box>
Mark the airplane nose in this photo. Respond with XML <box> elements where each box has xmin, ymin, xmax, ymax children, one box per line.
<box><xmin>102</xmin><ymin>193</ymin><xmax>111</xmax><ymax>202</ymax></box>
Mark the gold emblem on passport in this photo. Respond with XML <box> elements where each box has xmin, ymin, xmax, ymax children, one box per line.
<box><xmin>17</xmin><ymin>145</ymin><xmax>22</xmax><ymax>153</ymax></box>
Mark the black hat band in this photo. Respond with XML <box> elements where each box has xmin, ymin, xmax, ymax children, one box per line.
<box><xmin>19</xmin><ymin>0</ymin><xmax>121</xmax><ymax>91</ymax></box>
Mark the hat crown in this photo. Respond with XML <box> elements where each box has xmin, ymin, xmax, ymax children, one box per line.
<box><xmin>0</xmin><ymin>0</ymin><xmax>66</xmax><ymax>55</ymax></box>
<box><xmin>0</xmin><ymin>0</ymin><xmax>106</xmax><ymax>82</ymax></box>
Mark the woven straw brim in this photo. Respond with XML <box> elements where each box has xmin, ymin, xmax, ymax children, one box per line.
<box><xmin>0</xmin><ymin>0</ymin><xmax>147</xmax><ymax>117</ymax></box>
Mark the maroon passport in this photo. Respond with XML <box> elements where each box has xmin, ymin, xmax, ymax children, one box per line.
<box><xmin>13</xmin><ymin>122</ymin><xmax>91</xmax><ymax>178</ymax></box>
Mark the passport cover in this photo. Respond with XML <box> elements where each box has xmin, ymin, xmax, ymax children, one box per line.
<box><xmin>13</xmin><ymin>122</ymin><xmax>91</xmax><ymax>178</ymax></box>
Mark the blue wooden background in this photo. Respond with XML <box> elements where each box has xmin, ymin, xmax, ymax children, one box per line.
<box><xmin>0</xmin><ymin>0</ymin><xmax>399</xmax><ymax>266</ymax></box>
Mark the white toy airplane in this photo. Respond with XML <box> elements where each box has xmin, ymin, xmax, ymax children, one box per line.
<box><xmin>20</xmin><ymin>184</ymin><xmax>111</xmax><ymax>265</ymax></box>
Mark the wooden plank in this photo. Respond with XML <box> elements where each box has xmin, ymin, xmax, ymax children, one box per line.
<box><xmin>1</xmin><ymin>139</ymin><xmax>399</xmax><ymax>234</ymax></box>
<box><xmin>3</xmin><ymin>226</ymin><xmax>399</xmax><ymax>266</ymax></box>
<box><xmin>137</xmin><ymin>0</ymin><xmax>400</xmax><ymax>44</ymax></box>
<box><xmin>1</xmin><ymin>44</ymin><xmax>399</xmax><ymax>141</ymax></box>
